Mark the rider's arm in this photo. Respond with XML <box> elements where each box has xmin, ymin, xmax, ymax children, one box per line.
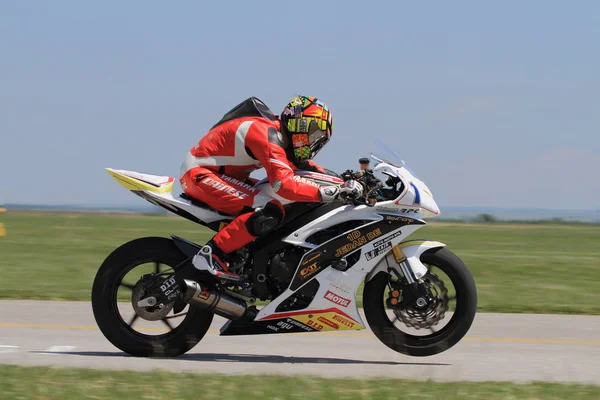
<box><xmin>245</xmin><ymin>125</ymin><xmax>322</xmax><ymax>202</ymax></box>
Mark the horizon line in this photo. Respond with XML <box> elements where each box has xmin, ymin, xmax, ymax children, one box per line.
<box><xmin>1</xmin><ymin>202</ymin><xmax>598</xmax><ymax>213</ymax></box>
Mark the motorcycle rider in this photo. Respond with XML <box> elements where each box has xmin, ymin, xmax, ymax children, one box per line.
<box><xmin>179</xmin><ymin>95</ymin><xmax>362</xmax><ymax>281</ymax></box>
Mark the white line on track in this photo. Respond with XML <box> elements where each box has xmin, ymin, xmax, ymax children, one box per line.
<box><xmin>38</xmin><ymin>345</ymin><xmax>77</xmax><ymax>355</ymax></box>
<box><xmin>0</xmin><ymin>345</ymin><xmax>20</xmax><ymax>353</ymax></box>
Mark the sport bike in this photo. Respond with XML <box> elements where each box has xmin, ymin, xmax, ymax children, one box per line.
<box><xmin>91</xmin><ymin>142</ymin><xmax>477</xmax><ymax>358</ymax></box>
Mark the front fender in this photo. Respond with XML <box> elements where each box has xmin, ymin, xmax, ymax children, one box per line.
<box><xmin>365</xmin><ymin>240</ymin><xmax>446</xmax><ymax>282</ymax></box>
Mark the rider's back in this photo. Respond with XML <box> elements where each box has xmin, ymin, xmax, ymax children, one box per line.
<box><xmin>181</xmin><ymin>115</ymin><xmax>281</xmax><ymax>182</ymax></box>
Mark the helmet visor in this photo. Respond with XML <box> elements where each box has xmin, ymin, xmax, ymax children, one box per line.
<box><xmin>290</xmin><ymin>117</ymin><xmax>331</xmax><ymax>160</ymax></box>
<box><xmin>307</xmin><ymin>120</ymin><xmax>329</xmax><ymax>158</ymax></box>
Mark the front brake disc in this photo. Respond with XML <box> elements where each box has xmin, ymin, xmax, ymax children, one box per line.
<box><xmin>393</xmin><ymin>273</ymin><xmax>449</xmax><ymax>330</ymax></box>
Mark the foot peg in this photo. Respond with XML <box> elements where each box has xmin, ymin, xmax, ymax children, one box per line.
<box><xmin>192</xmin><ymin>246</ymin><xmax>243</xmax><ymax>282</ymax></box>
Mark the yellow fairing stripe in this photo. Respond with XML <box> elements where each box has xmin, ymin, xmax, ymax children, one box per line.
<box><xmin>105</xmin><ymin>169</ymin><xmax>173</xmax><ymax>194</ymax></box>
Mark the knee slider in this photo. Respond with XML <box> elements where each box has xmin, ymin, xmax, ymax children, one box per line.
<box><xmin>245</xmin><ymin>203</ymin><xmax>284</xmax><ymax>237</ymax></box>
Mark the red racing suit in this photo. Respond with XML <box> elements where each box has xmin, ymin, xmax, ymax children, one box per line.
<box><xmin>179</xmin><ymin>116</ymin><xmax>326</xmax><ymax>254</ymax></box>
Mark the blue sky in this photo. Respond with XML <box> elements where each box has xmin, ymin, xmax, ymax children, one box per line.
<box><xmin>1</xmin><ymin>1</ymin><xmax>599</xmax><ymax>210</ymax></box>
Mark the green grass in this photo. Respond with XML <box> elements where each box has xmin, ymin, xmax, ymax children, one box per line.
<box><xmin>0</xmin><ymin>365</ymin><xmax>599</xmax><ymax>400</ymax></box>
<box><xmin>424</xmin><ymin>222</ymin><xmax>600</xmax><ymax>314</ymax></box>
<box><xmin>0</xmin><ymin>212</ymin><xmax>213</xmax><ymax>301</ymax></box>
<box><xmin>1</xmin><ymin>211</ymin><xmax>599</xmax><ymax>314</ymax></box>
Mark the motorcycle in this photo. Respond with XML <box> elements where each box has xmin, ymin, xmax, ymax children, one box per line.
<box><xmin>91</xmin><ymin>141</ymin><xmax>477</xmax><ymax>358</ymax></box>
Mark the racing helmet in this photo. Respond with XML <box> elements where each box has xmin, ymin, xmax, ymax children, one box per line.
<box><xmin>280</xmin><ymin>95</ymin><xmax>334</xmax><ymax>162</ymax></box>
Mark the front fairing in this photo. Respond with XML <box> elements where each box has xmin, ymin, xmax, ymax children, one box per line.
<box><xmin>370</xmin><ymin>154</ymin><xmax>440</xmax><ymax>218</ymax></box>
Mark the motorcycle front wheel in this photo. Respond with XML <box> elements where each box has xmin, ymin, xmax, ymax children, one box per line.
<box><xmin>363</xmin><ymin>247</ymin><xmax>477</xmax><ymax>357</ymax></box>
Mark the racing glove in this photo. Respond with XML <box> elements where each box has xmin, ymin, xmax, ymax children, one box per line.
<box><xmin>319</xmin><ymin>180</ymin><xmax>364</xmax><ymax>202</ymax></box>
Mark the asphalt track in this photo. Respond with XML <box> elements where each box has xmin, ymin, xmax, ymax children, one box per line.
<box><xmin>1</xmin><ymin>300</ymin><xmax>599</xmax><ymax>383</ymax></box>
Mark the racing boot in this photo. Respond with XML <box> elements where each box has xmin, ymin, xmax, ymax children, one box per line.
<box><xmin>192</xmin><ymin>240</ymin><xmax>242</xmax><ymax>282</ymax></box>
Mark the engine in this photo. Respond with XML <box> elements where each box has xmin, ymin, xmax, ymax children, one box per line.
<box><xmin>265</xmin><ymin>220</ymin><xmax>369</xmax><ymax>299</ymax></box>
<box><xmin>267</xmin><ymin>246</ymin><xmax>323</xmax><ymax>312</ymax></box>
<box><xmin>266</xmin><ymin>247</ymin><xmax>305</xmax><ymax>298</ymax></box>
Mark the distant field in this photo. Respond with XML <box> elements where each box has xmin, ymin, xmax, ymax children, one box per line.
<box><xmin>0</xmin><ymin>211</ymin><xmax>599</xmax><ymax>314</ymax></box>
<box><xmin>1</xmin><ymin>365</ymin><xmax>599</xmax><ymax>400</ymax></box>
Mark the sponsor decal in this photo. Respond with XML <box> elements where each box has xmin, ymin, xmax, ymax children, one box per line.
<box><xmin>367</xmin><ymin>228</ymin><xmax>382</xmax><ymax>240</ymax></box>
<box><xmin>365</xmin><ymin>231</ymin><xmax>403</xmax><ymax>261</ymax></box>
<box><xmin>318</xmin><ymin>316</ymin><xmax>339</xmax><ymax>330</ymax></box>
<box><xmin>324</xmin><ymin>275</ymin><xmax>354</xmax><ymax>294</ymax></box>
<box><xmin>286</xmin><ymin>318</ymin><xmax>313</xmax><ymax>332</ymax></box>
<box><xmin>160</xmin><ymin>277</ymin><xmax>179</xmax><ymax>300</ymax></box>
<box><xmin>220</xmin><ymin>175</ymin><xmax>258</xmax><ymax>193</ymax></box>
<box><xmin>267</xmin><ymin>324</ymin><xmax>280</xmax><ymax>332</ymax></box>
<box><xmin>332</xmin><ymin>314</ymin><xmax>355</xmax><ymax>328</ymax></box>
<box><xmin>376</xmin><ymin>206</ymin><xmax>398</xmax><ymax>213</ymax></box>
<box><xmin>324</xmin><ymin>290</ymin><xmax>351</xmax><ymax>307</ymax></box>
<box><xmin>325</xmin><ymin>275</ymin><xmax>352</xmax><ymax>291</ymax></box>
<box><xmin>276</xmin><ymin>321</ymin><xmax>294</xmax><ymax>330</ymax></box>
<box><xmin>290</xmin><ymin>217</ymin><xmax>421</xmax><ymax>291</ymax></box>
<box><xmin>302</xmin><ymin>252</ymin><xmax>321</xmax><ymax>266</ymax></box>
<box><xmin>292</xmin><ymin>175</ymin><xmax>320</xmax><ymax>188</ymax></box>
<box><xmin>384</xmin><ymin>215</ymin><xmax>418</xmax><ymax>223</ymax></box>
<box><xmin>306</xmin><ymin>319</ymin><xmax>324</xmax><ymax>330</ymax></box>
<box><xmin>262</xmin><ymin>310</ymin><xmax>363</xmax><ymax>332</ymax></box>
<box><xmin>328</xmin><ymin>282</ymin><xmax>352</xmax><ymax>294</ymax></box>
<box><xmin>160</xmin><ymin>277</ymin><xmax>176</xmax><ymax>293</ymax></box>
<box><xmin>197</xmin><ymin>286</ymin><xmax>211</xmax><ymax>300</ymax></box>
<box><xmin>299</xmin><ymin>262</ymin><xmax>319</xmax><ymax>280</ymax></box>
<box><xmin>365</xmin><ymin>243</ymin><xmax>391</xmax><ymax>261</ymax></box>
<box><xmin>372</xmin><ymin>231</ymin><xmax>402</xmax><ymax>248</ymax></box>
<box><xmin>334</xmin><ymin>227</ymin><xmax>383</xmax><ymax>258</ymax></box>
<box><xmin>201</xmin><ymin>177</ymin><xmax>250</xmax><ymax>199</ymax></box>
<box><xmin>377</xmin><ymin>206</ymin><xmax>419</xmax><ymax>214</ymax></box>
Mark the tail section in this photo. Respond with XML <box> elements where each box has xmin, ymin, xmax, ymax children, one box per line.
<box><xmin>105</xmin><ymin>168</ymin><xmax>175</xmax><ymax>194</ymax></box>
<box><xmin>105</xmin><ymin>167</ymin><xmax>232</xmax><ymax>229</ymax></box>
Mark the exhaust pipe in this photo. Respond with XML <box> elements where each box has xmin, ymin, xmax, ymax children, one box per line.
<box><xmin>182</xmin><ymin>279</ymin><xmax>247</xmax><ymax>320</ymax></box>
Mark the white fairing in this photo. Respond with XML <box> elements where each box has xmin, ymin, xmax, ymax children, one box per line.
<box><xmin>253</xmin><ymin>159</ymin><xmax>445</xmax><ymax>326</ymax></box>
<box><xmin>106</xmin><ymin>168</ymin><xmax>233</xmax><ymax>224</ymax></box>
<box><xmin>138</xmin><ymin>191</ymin><xmax>233</xmax><ymax>224</ymax></box>
<box><xmin>255</xmin><ymin>219</ymin><xmax>429</xmax><ymax>327</ymax></box>
<box><xmin>110</xmin><ymin>157</ymin><xmax>446</xmax><ymax>332</ymax></box>
<box><xmin>372</xmin><ymin>162</ymin><xmax>440</xmax><ymax>217</ymax></box>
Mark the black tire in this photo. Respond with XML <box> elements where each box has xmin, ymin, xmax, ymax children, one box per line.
<box><xmin>363</xmin><ymin>247</ymin><xmax>477</xmax><ymax>357</ymax></box>
<box><xmin>91</xmin><ymin>236</ymin><xmax>214</xmax><ymax>358</ymax></box>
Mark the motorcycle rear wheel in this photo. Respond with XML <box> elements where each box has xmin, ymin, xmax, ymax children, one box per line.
<box><xmin>91</xmin><ymin>236</ymin><xmax>214</xmax><ymax>357</ymax></box>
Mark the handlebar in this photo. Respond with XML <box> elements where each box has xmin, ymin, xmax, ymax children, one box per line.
<box><xmin>337</xmin><ymin>167</ymin><xmax>403</xmax><ymax>206</ymax></box>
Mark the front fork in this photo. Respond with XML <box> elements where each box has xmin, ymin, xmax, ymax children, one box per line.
<box><xmin>392</xmin><ymin>246</ymin><xmax>416</xmax><ymax>284</ymax></box>
<box><xmin>388</xmin><ymin>245</ymin><xmax>434</xmax><ymax>310</ymax></box>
